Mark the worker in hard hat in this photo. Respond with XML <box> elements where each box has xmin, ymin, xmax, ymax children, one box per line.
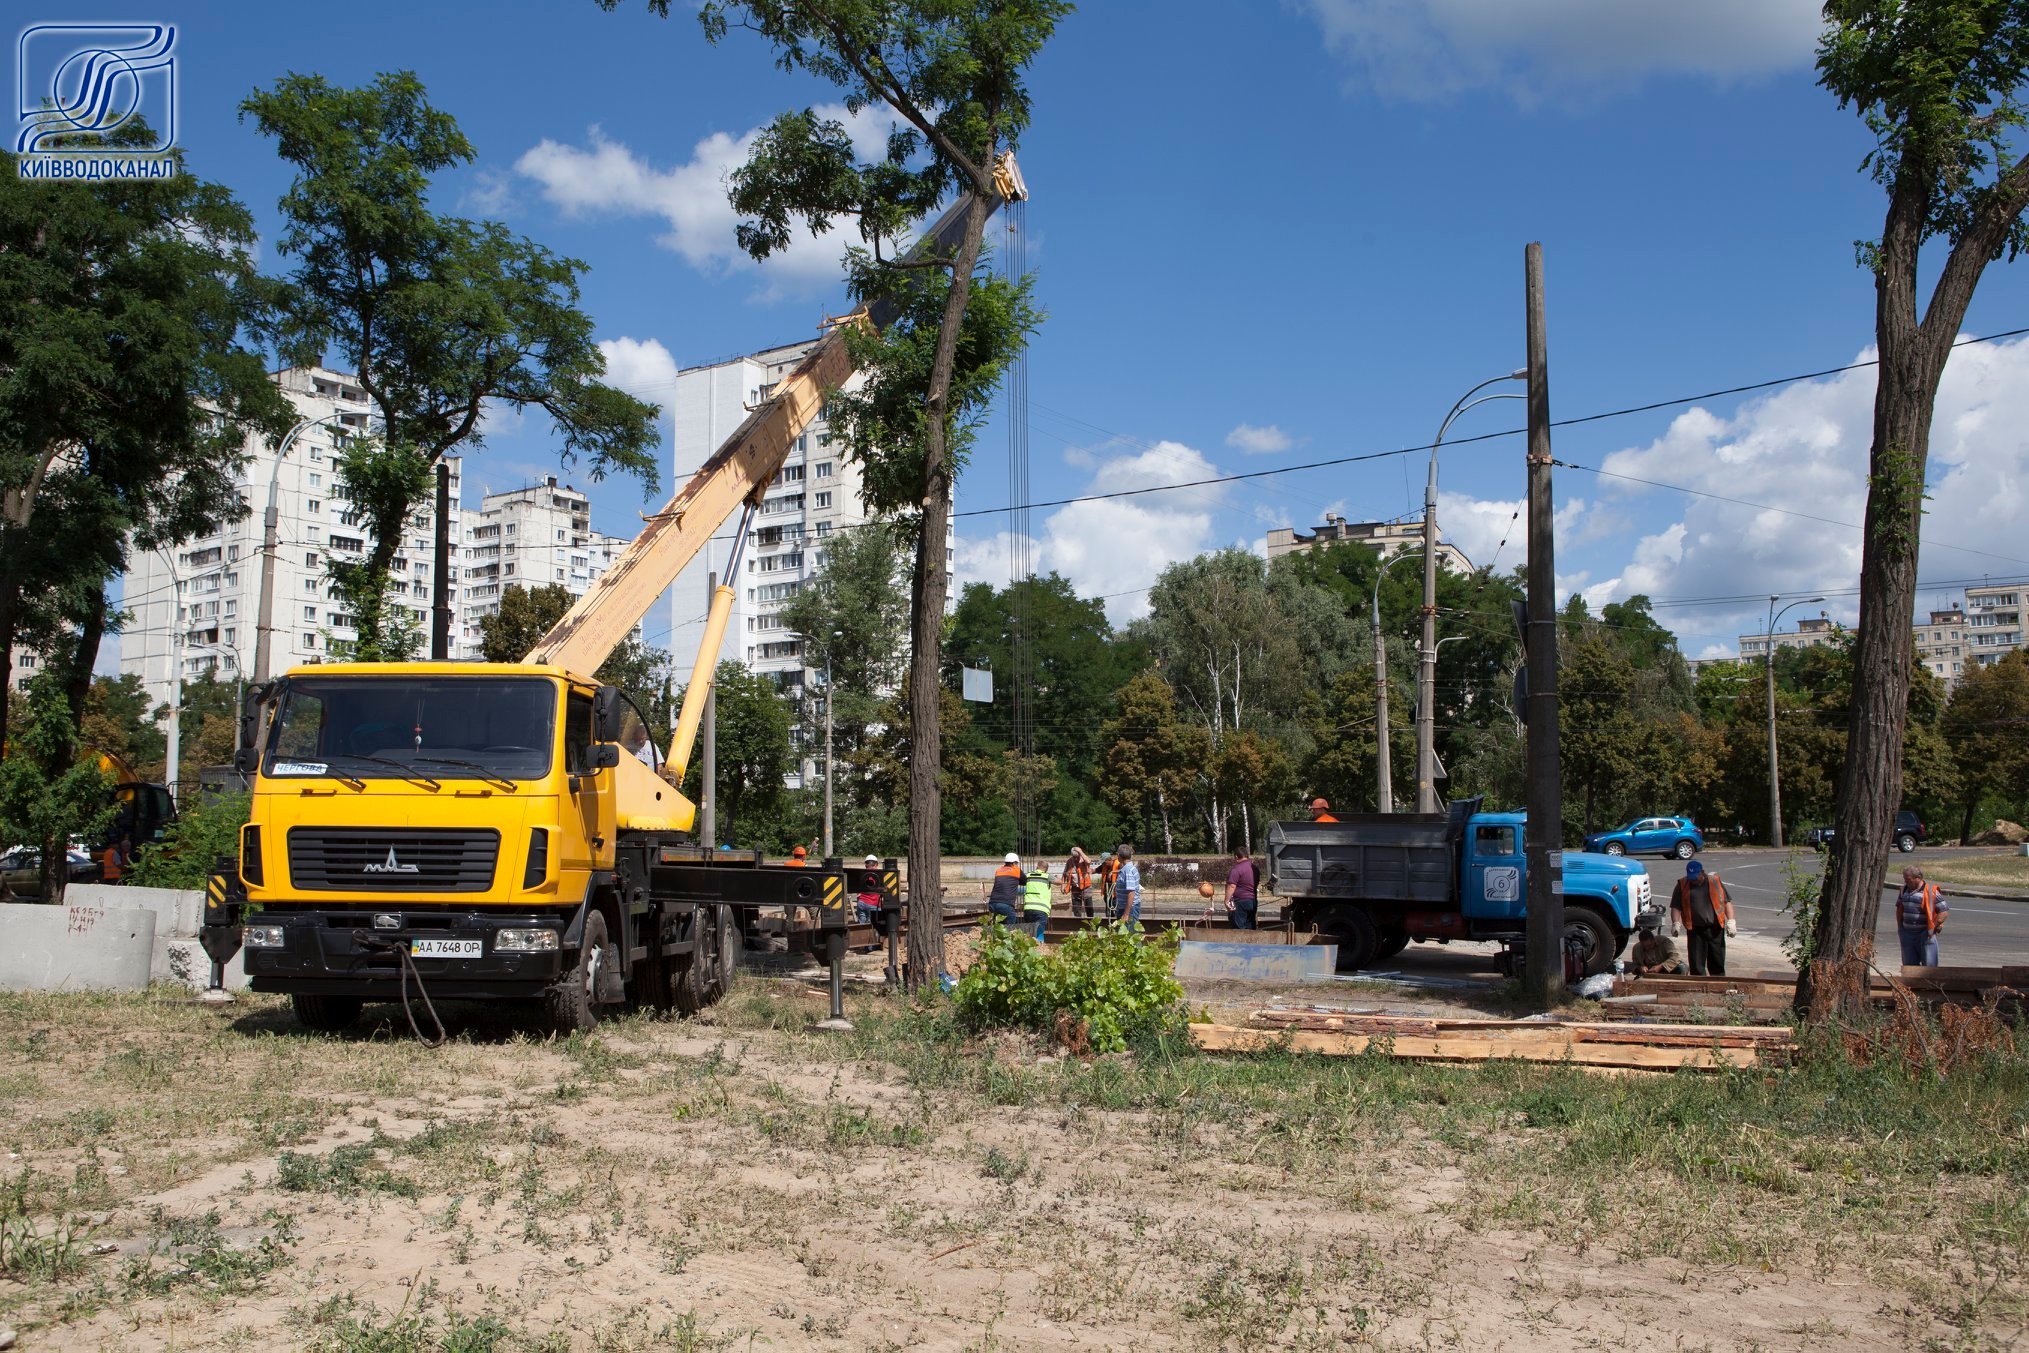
<box><xmin>986</xmin><ymin>851</ymin><xmax>1024</xmax><ymax>927</ymax></box>
<box><xmin>1022</xmin><ymin>863</ymin><xmax>1053</xmax><ymax>940</ymax></box>
<box><xmin>1310</xmin><ymin>798</ymin><xmax>1339</xmax><ymax>823</ymax></box>
<box><xmin>856</xmin><ymin>854</ymin><xmax>884</xmax><ymax>925</ymax></box>
<box><xmin>786</xmin><ymin>844</ymin><xmax>809</xmax><ymax>867</ymax></box>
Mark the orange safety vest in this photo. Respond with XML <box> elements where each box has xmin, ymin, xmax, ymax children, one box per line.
<box><xmin>1099</xmin><ymin>857</ymin><xmax>1120</xmax><ymax>894</ymax></box>
<box><xmin>1313</xmin><ymin>812</ymin><xmax>1339</xmax><ymax>824</ymax></box>
<box><xmin>1915</xmin><ymin>882</ymin><xmax>1945</xmax><ymax>933</ymax></box>
<box><xmin>1065</xmin><ymin>858</ymin><xmax>1092</xmax><ymax>891</ymax></box>
<box><xmin>786</xmin><ymin>853</ymin><xmax>808</xmax><ymax>868</ymax></box>
<box><xmin>100</xmin><ymin>846</ymin><xmax>124</xmax><ymax>882</ymax></box>
<box><xmin>1671</xmin><ymin>875</ymin><xmax>1732</xmax><ymax>929</ymax></box>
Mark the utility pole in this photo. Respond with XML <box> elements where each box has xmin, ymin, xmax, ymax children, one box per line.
<box><xmin>700</xmin><ymin>570</ymin><xmax>718</xmax><ymax>848</ymax></box>
<box><xmin>1522</xmin><ymin>242</ymin><xmax>1565</xmax><ymax>1008</ymax></box>
<box><xmin>822</xmin><ymin>628</ymin><xmax>840</xmax><ymax>858</ymax></box>
<box><xmin>1371</xmin><ymin>549</ymin><xmax>1421</xmax><ymax>813</ymax></box>
<box><xmin>429</xmin><ymin>463</ymin><xmax>452</xmax><ymax>660</ymax></box>
<box><xmin>1416</xmin><ymin>463</ymin><xmax>1441</xmax><ymax>813</ymax></box>
<box><xmin>431</xmin><ymin>462</ymin><xmax>452</xmax><ymax>660</ymax></box>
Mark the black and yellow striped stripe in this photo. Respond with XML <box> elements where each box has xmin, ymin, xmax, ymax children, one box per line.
<box><xmin>820</xmin><ymin>875</ymin><xmax>846</xmax><ymax>911</ymax></box>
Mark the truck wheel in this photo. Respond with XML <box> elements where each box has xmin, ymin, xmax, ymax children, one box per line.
<box><xmin>1373</xmin><ymin>930</ymin><xmax>1409</xmax><ymax>962</ymax></box>
<box><xmin>546</xmin><ymin>910</ymin><xmax>607</xmax><ymax>1034</ymax></box>
<box><xmin>1603</xmin><ymin>841</ymin><xmax>1626</xmax><ymax>856</ymax></box>
<box><xmin>673</xmin><ymin>908</ymin><xmax>717</xmax><ymax>1016</ymax></box>
<box><xmin>1673</xmin><ymin>839</ymin><xmax>1697</xmax><ymax>860</ymax></box>
<box><xmin>291</xmin><ymin>993</ymin><xmax>361</xmax><ymax>1033</ymax></box>
<box><xmin>704</xmin><ymin>904</ymin><xmax>738</xmax><ymax>1002</ymax></box>
<box><xmin>1562</xmin><ymin>908</ymin><xmax>1617</xmax><ymax>978</ymax></box>
<box><xmin>1328</xmin><ymin>909</ymin><xmax>1378</xmax><ymax>972</ymax></box>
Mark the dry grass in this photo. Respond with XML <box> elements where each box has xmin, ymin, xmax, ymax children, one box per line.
<box><xmin>1912</xmin><ymin>853</ymin><xmax>2029</xmax><ymax>892</ymax></box>
<box><xmin>0</xmin><ymin>980</ymin><xmax>2025</xmax><ymax>1350</ymax></box>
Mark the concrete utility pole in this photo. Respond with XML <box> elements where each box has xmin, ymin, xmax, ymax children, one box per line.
<box><xmin>431</xmin><ymin>462</ymin><xmax>452</xmax><ymax>660</ymax></box>
<box><xmin>1371</xmin><ymin>549</ymin><xmax>1422</xmax><ymax>813</ymax></box>
<box><xmin>1764</xmin><ymin>594</ymin><xmax>1825</xmax><ymax>848</ymax></box>
<box><xmin>253</xmin><ymin>413</ymin><xmax>347</xmax><ymax>682</ymax></box>
<box><xmin>1420</xmin><ymin>372</ymin><xmax>1527</xmax><ymax>813</ymax></box>
<box><xmin>701</xmin><ymin>569</ymin><xmax>717</xmax><ymax>849</ymax></box>
<box><xmin>1522</xmin><ymin>242</ymin><xmax>1566</xmax><ymax>1008</ymax></box>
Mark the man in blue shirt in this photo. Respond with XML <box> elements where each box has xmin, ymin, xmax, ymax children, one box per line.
<box><xmin>1113</xmin><ymin>843</ymin><xmax>1141</xmax><ymax>927</ymax></box>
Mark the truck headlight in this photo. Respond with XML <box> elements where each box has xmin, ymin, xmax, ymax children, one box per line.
<box><xmin>495</xmin><ymin>928</ymin><xmax>558</xmax><ymax>953</ymax></box>
<box><xmin>243</xmin><ymin>924</ymin><xmax>285</xmax><ymax>948</ymax></box>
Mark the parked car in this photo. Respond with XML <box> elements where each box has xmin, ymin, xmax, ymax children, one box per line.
<box><xmin>0</xmin><ymin>846</ymin><xmax>103</xmax><ymax>900</ymax></box>
<box><xmin>1807</xmin><ymin>810</ymin><xmax>1925</xmax><ymax>853</ymax></box>
<box><xmin>1583</xmin><ymin>816</ymin><xmax>1705</xmax><ymax>859</ymax></box>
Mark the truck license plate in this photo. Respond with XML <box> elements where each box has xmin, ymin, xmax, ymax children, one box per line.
<box><xmin>411</xmin><ymin>938</ymin><xmax>482</xmax><ymax>959</ymax></box>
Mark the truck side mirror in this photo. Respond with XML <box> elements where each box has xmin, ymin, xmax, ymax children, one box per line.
<box><xmin>586</xmin><ymin>744</ymin><xmax>620</xmax><ymax>771</ymax></box>
<box><xmin>592</xmin><ymin>685</ymin><xmax>624</xmax><ymax>742</ymax></box>
<box><xmin>232</xmin><ymin>746</ymin><xmax>260</xmax><ymax>775</ymax></box>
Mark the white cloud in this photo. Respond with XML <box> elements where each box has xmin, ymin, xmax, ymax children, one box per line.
<box><xmin>1577</xmin><ymin>333</ymin><xmax>2029</xmax><ymax>653</ymax></box>
<box><xmin>462</xmin><ymin>167</ymin><xmax>517</xmax><ymax>217</ymax></box>
<box><xmin>1301</xmin><ymin>0</ymin><xmax>1821</xmax><ymax>100</ymax></box>
<box><xmin>516</xmin><ymin>106</ymin><xmax>905</xmax><ymax>297</ymax></box>
<box><xmin>597</xmin><ymin>336</ymin><xmax>680</xmax><ymax>398</ymax></box>
<box><xmin>1226</xmin><ymin>422</ymin><xmax>1293</xmax><ymax>455</ymax></box>
<box><xmin>1432</xmin><ymin>490</ymin><xmax>1589</xmax><ymax>573</ymax></box>
<box><xmin>955</xmin><ymin>440</ymin><xmax>1227</xmax><ymax>624</ymax></box>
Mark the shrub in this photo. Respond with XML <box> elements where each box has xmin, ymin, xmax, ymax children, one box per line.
<box><xmin>953</xmin><ymin>919</ymin><xmax>1186</xmax><ymax>1054</ymax></box>
<box><xmin>128</xmin><ymin>791</ymin><xmax>249</xmax><ymax>889</ymax></box>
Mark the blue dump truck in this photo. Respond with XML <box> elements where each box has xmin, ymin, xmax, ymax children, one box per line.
<box><xmin>1266</xmin><ymin>798</ymin><xmax>1650</xmax><ymax>975</ymax></box>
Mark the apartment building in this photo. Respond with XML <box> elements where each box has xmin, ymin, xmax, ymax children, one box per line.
<box><xmin>1738</xmin><ymin>614</ymin><xmax>1844</xmax><ymax>660</ymax></box>
<box><xmin>121</xmin><ymin>367</ymin><xmax>462</xmax><ymax>711</ymax></box>
<box><xmin>1965</xmin><ymin>583</ymin><xmax>2026</xmax><ymax>669</ymax></box>
<box><xmin>455</xmin><ymin>476</ymin><xmax>631</xmax><ymax>658</ymax></box>
<box><xmin>1265</xmin><ymin>513</ymin><xmax>1474</xmax><ymax>575</ymax></box>
<box><xmin>1914</xmin><ymin>604</ymin><xmax>1971</xmax><ymax>686</ymax></box>
<box><xmin>666</xmin><ymin>338</ymin><xmax>945</xmax><ymax>690</ymax></box>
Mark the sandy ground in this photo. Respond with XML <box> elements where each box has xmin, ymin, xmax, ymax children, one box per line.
<box><xmin>1</xmin><ymin>974</ymin><xmax>2015</xmax><ymax>1353</ymax></box>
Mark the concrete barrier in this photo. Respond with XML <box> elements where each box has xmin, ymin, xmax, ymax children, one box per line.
<box><xmin>0</xmin><ymin>901</ymin><xmax>157</xmax><ymax>991</ymax></box>
<box><xmin>1174</xmin><ymin>940</ymin><xmax>1339</xmax><ymax>983</ymax></box>
<box><xmin>55</xmin><ymin>884</ymin><xmax>248</xmax><ymax>991</ymax></box>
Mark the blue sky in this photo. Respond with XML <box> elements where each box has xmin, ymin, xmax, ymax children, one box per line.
<box><xmin>56</xmin><ymin>0</ymin><xmax>2029</xmax><ymax>657</ymax></box>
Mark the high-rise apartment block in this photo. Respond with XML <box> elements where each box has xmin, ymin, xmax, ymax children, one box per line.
<box><xmin>120</xmin><ymin>367</ymin><xmax>462</xmax><ymax>710</ymax></box>
<box><xmin>456</xmin><ymin>476</ymin><xmax>631</xmax><ymax>658</ymax></box>
<box><xmin>1265</xmin><ymin>513</ymin><xmax>1474</xmax><ymax>575</ymax></box>
<box><xmin>1964</xmin><ymin>583</ymin><xmax>2025</xmax><ymax>669</ymax></box>
<box><xmin>1737</xmin><ymin>614</ymin><xmax>1843</xmax><ymax>660</ymax></box>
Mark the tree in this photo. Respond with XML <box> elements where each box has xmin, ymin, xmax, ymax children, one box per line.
<box><xmin>129</xmin><ymin>792</ymin><xmax>250</xmax><ymax>890</ymax></box>
<box><xmin>1098</xmin><ymin>672</ymin><xmax>1210</xmax><ymax>854</ymax></box>
<box><xmin>674</xmin><ymin>661</ymin><xmax>793</xmax><ymax>846</ymax></box>
<box><xmin>0</xmin><ymin>673</ymin><xmax>114</xmax><ymax>903</ymax></box>
<box><xmin>1941</xmin><ymin>649</ymin><xmax>2029</xmax><ymax>839</ymax></box>
<box><xmin>684</xmin><ymin>0</ymin><xmax>1063</xmax><ymax>984</ymax></box>
<box><xmin>1302</xmin><ymin>668</ymin><xmax>1414</xmax><ymax>816</ymax></box>
<box><xmin>0</xmin><ymin>124</ymin><xmax>294</xmax><ymax>735</ymax></box>
<box><xmin>242</xmin><ymin>72</ymin><xmax>660</xmax><ymax>660</ymax></box>
<box><xmin>1807</xmin><ymin>2</ymin><xmax>2029</xmax><ymax>1014</ymax></box>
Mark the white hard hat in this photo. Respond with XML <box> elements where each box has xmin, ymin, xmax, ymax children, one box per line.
<box><xmin>1004</xmin><ymin>852</ymin><xmax>1020</xmax><ymax>864</ymax></box>
<box><xmin>865</xmin><ymin>854</ymin><xmax>879</xmax><ymax>864</ymax></box>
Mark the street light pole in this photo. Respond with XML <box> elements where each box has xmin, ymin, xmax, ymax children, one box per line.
<box><xmin>1371</xmin><ymin>549</ymin><xmax>1423</xmax><ymax>813</ymax></box>
<box><xmin>1418</xmin><ymin>372</ymin><xmax>1527</xmax><ymax>812</ymax></box>
<box><xmin>1765</xmin><ymin>594</ymin><xmax>1826</xmax><ymax>847</ymax></box>
<box><xmin>254</xmin><ymin>413</ymin><xmax>351</xmax><ymax>683</ymax></box>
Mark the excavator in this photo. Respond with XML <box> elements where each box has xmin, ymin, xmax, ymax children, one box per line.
<box><xmin>203</xmin><ymin>155</ymin><xmax>1027</xmax><ymax>1034</ymax></box>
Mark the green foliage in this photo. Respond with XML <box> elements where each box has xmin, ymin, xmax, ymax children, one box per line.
<box><xmin>242</xmin><ymin>71</ymin><xmax>660</xmax><ymax>662</ymax></box>
<box><xmin>0</xmin><ymin>674</ymin><xmax>115</xmax><ymax>895</ymax></box>
<box><xmin>275</xmin><ymin>1144</ymin><xmax>421</xmax><ymax>1199</ymax></box>
<box><xmin>953</xmin><ymin>919</ymin><xmax>1186</xmax><ymax>1054</ymax></box>
<box><xmin>1942</xmin><ymin>648</ymin><xmax>2029</xmax><ymax>838</ymax></box>
<box><xmin>1780</xmin><ymin>850</ymin><xmax>1824</xmax><ymax>971</ymax></box>
<box><xmin>674</xmin><ymin>662</ymin><xmax>794</xmax><ymax>847</ymax></box>
<box><xmin>129</xmin><ymin>792</ymin><xmax>250</xmax><ymax>890</ymax></box>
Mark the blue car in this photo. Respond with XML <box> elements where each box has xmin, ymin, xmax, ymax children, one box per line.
<box><xmin>1583</xmin><ymin>816</ymin><xmax>1704</xmax><ymax>860</ymax></box>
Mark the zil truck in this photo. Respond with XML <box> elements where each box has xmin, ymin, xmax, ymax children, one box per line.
<box><xmin>1267</xmin><ymin>798</ymin><xmax>1650</xmax><ymax>976</ymax></box>
<box><xmin>203</xmin><ymin>155</ymin><xmax>1028</xmax><ymax>1034</ymax></box>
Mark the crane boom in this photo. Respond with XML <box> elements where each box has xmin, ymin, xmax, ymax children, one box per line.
<box><xmin>523</xmin><ymin>152</ymin><xmax>1028</xmax><ymax>682</ymax></box>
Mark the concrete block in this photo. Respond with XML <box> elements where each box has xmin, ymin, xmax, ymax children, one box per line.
<box><xmin>1174</xmin><ymin>941</ymin><xmax>1339</xmax><ymax>984</ymax></box>
<box><xmin>159</xmin><ymin>939</ymin><xmax>249</xmax><ymax>992</ymax></box>
<box><xmin>0</xmin><ymin>902</ymin><xmax>157</xmax><ymax>992</ymax></box>
<box><xmin>71</xmin><ymin>884</ymin><xmax>204</xmax><ymax>940</ymax></box>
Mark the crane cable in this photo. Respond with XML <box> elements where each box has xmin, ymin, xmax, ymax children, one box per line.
<box><xmin>1004</xmin><ymin>197</ymin><xmax>1038</xmax><ymax>857</ymax></box>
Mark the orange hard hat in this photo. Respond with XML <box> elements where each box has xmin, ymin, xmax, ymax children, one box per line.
<box><xmin>790</xmin><ymin>845</ymin><xmax>807</xmax><ymax>857</ymax></box>
<box><xmin>1311</xmin><ymin>798</ymin><xmax>1331</xmax><ymax>811</ymax></box>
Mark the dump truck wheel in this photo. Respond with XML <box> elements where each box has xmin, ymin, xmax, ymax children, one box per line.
<box><xmin>1373</xmin><ymin>930</ymin><xmax>1409</xmax><ymax>962</ymax></box>
<box><xmin>1328</xmin><ymin>908</ymin><xmax>1378</xmax><ymax>971</ymax></box>
<box><xmin>1562</xmin><ymin>907</ymin><xmax>1617</xmax><ymax>977</ymax></box>
<box><xmin>292</xmin><ymin>993</ymin><xmax>361</xmax><ymax>1032</ymax></box>
<box><xmin>546</xmin><ymin>910</ymin><xmax>606</xmax><ymax>1034</ymax></box>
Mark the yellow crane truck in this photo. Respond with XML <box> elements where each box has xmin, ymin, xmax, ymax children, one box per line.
<box><xmin>200</xmin><ymin>156</ymin><xmax>1027</xmax><ymax>1034</ymax></box>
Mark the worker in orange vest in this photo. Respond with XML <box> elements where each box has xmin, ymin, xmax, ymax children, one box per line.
<box><xmin>786</xmin><ymin>844</ymin><xmax>809</xmax><ymax>867</ymax></box>
<box><xmin>99</xmin><ymin>838</ymin><xmax>129</xmax><ymax>884</ymax></box>
<box><xmin>1096</xmin><ymin>850</ymin><xmax>1121</xmax><ymax>920</ymax></box>
<box><xmin>1062</xmin><ymin>846</ymin><xmax>1095</xmax><ymax>919</ymax></box>
<box><xmin>1310</xmin><ymin>798</ymin><xmax>1339</xmax><ymax>824</ymax></box>
<box><xmin>1668</xmin><ymin>859</ymin><xmax>1735</xmax><ymax>976</ymax></box>
<box><xmin>1896</xmin><ymin>865</ymin><xmax>1948</xmax><ymax>968</ymax></box>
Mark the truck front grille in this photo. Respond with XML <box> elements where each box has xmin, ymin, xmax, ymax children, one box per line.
<box><xmin>287</xmin><ymin>828</ymin><xmax>499</xmax><ymax>893</ymax></box>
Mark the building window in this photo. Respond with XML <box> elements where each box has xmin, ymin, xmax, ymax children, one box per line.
<box><xmin>305</xmin><ymin>551</ymin><xmax>319</xmax><ymax>567</ymax></box>
<box><xmin>300</xmin><ymin>633</ymin><xmax>317</xmax><ymax>652</ymax></box>
<box><xmin>816</xmin><ymin>461</ymin><xmax>833</xmax><ymax>478</ymax></box>
<box><xmin>815</xmin><ymin>491</ymin><xmax>832</xmax><ymax>509</ymax></box>
<box><xmin>304</xmin><ymin>578</ymin><xmax>319</xmax><ymax>593</ymax></box>
<box><xmin>816</xmin><ymin>521</ymin><xmax>831</xmax><ymax>536</ymax></box>
<box><xmin>307</xmin><ymin>499</ymin><xmax>321</xmax><ymax>514</ymax></box>
<box><xmin>309</xmin><ymin>472</ymin><xmax>322</xmax><ymax>488</ymax></box>
<box><xmin>304</xmin><ymin>605</ymin><xmax>317</xmax><ymax>622</ymax></box>
<box><xmin>224</xmin><ymin>599</ymin><xmax>237</xmax><ymax>617</ymax></box>
<box><xmin>556</xmin><ymin>529</ymin><xmax>565</xmax><ymax>541</ymax></box>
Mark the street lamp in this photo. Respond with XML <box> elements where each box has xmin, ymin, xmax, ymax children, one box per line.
<box><xmin>1371</xmin><ymin>550</ymin><xmax>1423</xmax><ymax>813</ymax></box>
<box><xmin>254</xmin><ymin>412</ymin><xmax>360</xmax><ymax>682</ymax></box>
<box><xmin>1418</xmin><ymin>372</ymin><xmax>1527</xmax><ymax>813</ymax></box>
<box><xmin>1764</xmin><ymin>594</ymin><xmax>1825</xmax><ymax>847</ymax></box>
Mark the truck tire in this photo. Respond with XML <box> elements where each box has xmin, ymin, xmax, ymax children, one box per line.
<box><xmin>1373</xmin><ymin>929</ymin><xmax>1409</xmax><ymax>962</ymax></box>
<box><xmin>292</xmin><ymin>993</ymin><xmax>361</xmax><ymax>1033</ymax></box>
<box><xmin>673</xmin><ymin>907</ymin><xmax>720</xmax><ymax>1016</ymax></box>
<box><xmin>1327</xmin><ymin>908</ymin><xmax>1379</xmax><ymax>972</ymax></box>
<box><xmin>546</xmin><ymin>910</ymin><xmax>607</xmax><ymax>1035</ymax></box>
<box><xmin>704</xmin><ymin>904</ymin><xmax>738</xmax><ymax>1002</ymax></box>
<box><xmin>1562</xmin><ymin>907</ymin><xmax>1618</xmax><ymax>978</ymax></box>
<box><xmin>1672</xmin><ymin>839</ymin><xmax>1697</xmax><ymax>860</ymax></box>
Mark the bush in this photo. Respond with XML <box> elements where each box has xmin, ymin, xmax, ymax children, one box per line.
<box><xmin>953</xmin><ymin>919</ymin><xmax>1186</xmax><ymax>1054</ymax></box>
<box><xmin>128</xmin><ymin>791</ymin><xmax>249</xmax><ymax>889</ymax></box>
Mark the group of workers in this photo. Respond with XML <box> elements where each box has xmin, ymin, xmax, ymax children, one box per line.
<box><xmin>986</xmin><ymin>845</ymin><xmax>1144</xmax><ymax>938</ymax></box>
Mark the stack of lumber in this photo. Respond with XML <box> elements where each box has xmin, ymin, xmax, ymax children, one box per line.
<box><xmin>1187</xmin><ymin>1009</ymin><xmax>1793</xmax><ymax>1071</ymax></box>
<box><xmin>1603</xmin><ymin>968</ymin><xmax>2026</xmax><ymax>1023</ymax></box>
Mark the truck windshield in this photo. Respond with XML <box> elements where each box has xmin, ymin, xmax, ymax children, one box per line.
<box><xmin>264</xmin><ymin>677</ymin><xmax>556</xmax><ymax>782</ymax></box>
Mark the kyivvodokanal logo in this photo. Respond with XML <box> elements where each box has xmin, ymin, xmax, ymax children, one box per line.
<box><xmin>15</xmin><ymin>22</ymin><xmax>179</xmax><ymax>179</ymax></box>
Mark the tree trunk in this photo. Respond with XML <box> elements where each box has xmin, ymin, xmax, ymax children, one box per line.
<box><xmin>1958</xmin><ymin>793</ymin><xmax>1977</xmax><ymax>847</ymax></box>
<box><xmin>902</xmin><ymin>189</ymin><xmax>992</xmax><ymax>989</ymax></box>
<box><xmin>65</xmin><ymin>586</ymin><xmax>109</xmax><ymax>729</ymax></box>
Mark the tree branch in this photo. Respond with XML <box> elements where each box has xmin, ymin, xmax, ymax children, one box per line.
<box><xmin>1922</xmin><ymin>147</ymin><xmax>2029</xmax><ymax>340</ymax></box>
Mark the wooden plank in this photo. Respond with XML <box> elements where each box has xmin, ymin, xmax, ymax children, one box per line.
<box><xmin>1190</xmin><ymin>1022</ymin><xmax>1762</xmax><ymax>1069</ymax></box>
